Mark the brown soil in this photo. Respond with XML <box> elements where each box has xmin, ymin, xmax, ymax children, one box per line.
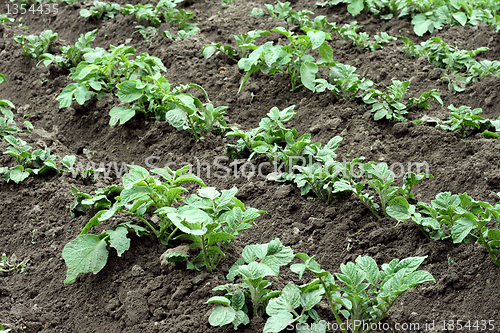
<box><xmin>1</xmin><ymin>0</ymin><xmax>500</xmax><ymax>332</ymax></box>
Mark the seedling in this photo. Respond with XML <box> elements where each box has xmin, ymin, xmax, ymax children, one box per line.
<box><xmin>57</xmin><ymin>45</ymin><xmax>166</xmax><ymax>109</ymax></box>
<box><xmin>80</xmin><ymin>1</ymin><xmax>121</xmax><ymax>20</ymax></box>
<box><xmin>207</xmin><ymin>238</ymin><xmax>294</xmax><ymax>328</ymax></box>
<box><xmin>202</xmin><ymin>30</ymin><xmax>270</xmax><ymax>61</ymax></box>
<box><xmin>237</xmin><ymin>27</ymin><xmax>335</xmax><ymax>92</ymax></box>
<box><xmin>38</xmin><ymin>29</ymin><xmax>98</xmax><ymax>71</ymax></box>
<box><xmin>14</xmin><ymin>30</ymin><xmax>58</xmax><ymax>59</ymax></box>
<box><xmin>0</xmin><ymin>253</ymin><xmax>29</xmax><ymax>273</ymax></box>
<box><xmin>0</xmin><ymin>14</ymin><xmax>14</xmax><ymax>24</ymax></box>
<box><xmin>112</xmin><ymin>74</ymin><xmax>225</xmax><ymax>141</ymax></box>
<box><xmin>165</xmin><ymin>187</ymin><xmax>265</xmax><ymax>272</ymax></box>
<box><xmin>328</xmin><ymin>63</ymin><xmax>374</xmax><ymax>101</ymax></box>
<box><xmin>435</xmin><ymin>104</ymin><xmax>491</xmax><ymax>138</ymax></box>
<box><xmin>363</xmin><ymin>80</ymin><xmax>443</xmax><ymax>122</ymax></box>
<box><xmin>387</xmin><ymin>192</ymin><xmax>500</xmax><ymax>266</ymax></box>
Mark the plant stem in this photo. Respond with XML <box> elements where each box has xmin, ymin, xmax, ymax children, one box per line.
<box><xmin>478</xmin><ymin>229</ymin><xmax>500</xmax><ymax>267</ymax></box>
<box><xmin>121</xmin><ymin>210</ymin><xmax>159</xmax><ymax>237</ymax></box>
<box><xmin>317</xmin><ymin>275</ymin><xmax>348</xmax><ymax>333</ymax></box>
<box><xmin>200</xmin><ymin>236</ymin><xmax>213</xmax><ymax>273</ymax></box>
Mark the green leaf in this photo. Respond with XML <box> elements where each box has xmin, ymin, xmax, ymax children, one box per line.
<box><xmin>402</xmin><ymin>270</ymin><xmax>436</xmax><ymax>287</ymax></box>
<box><xmin>266</xmin><ymin>284</ymin><xmax>300</xmax><ymax>315</ymax></box>
<box><xmin>105</xmin><ymin>226</ymin><xmax>130</xmax><ymax>257</ymax></box>
<box><xmin>232</xmin><ymin>289</ymin><xmax>245</xmax><ymax>311</ymax></box>
<box><xmin>116</xmin><ymin>81</ymin><xmax>144</xmax><ymax>103</ymax></box>
<box><xmin>120</xmin><ymin>185</ymin><xmax>154</xmax><ymax>203</ymax></box>
<box><xmin>218</xmin><ymin>186</ymin><xmax>238</xmax><ymax>207</ymax></box>
<box><xmin>209</xmin><ymin>305</ymin><xmax>236</xmax><ymax>327</ymax></box>
<box><xmin>412</xmin><ymin>14</ymin><xmax>431</xmax><ymax>36</ymax></box>
<box><xmin>165</xmin><ymin>108</ymin><xmax>187</xmax><ymax>130</ymax></box>
<box><xmin>307</xmin><ymin>31</ymin><xmax>326</xmax><ymax>50</ymax></box>
<box><xmin>355</xmin><ymin>256</ymin><xmax>379</xmax><ymax>287</ymax></box>
<box><xmin>206</xmin><ymin>296</ymin><xmax>231</xmax><ymax>306</ymax></box>
<box><xmin>208</xmin><ymin>232</ymin><xmax>236</xmax><ymax>245</ymax></box>
<box><xmin>451</xmin><ymin>218</ymin><xmax>475</xmax><ymax>243</ymax></box>
<box><xmin>300</xmin><ymin>62</ymin><xmax>318</xmax><ymax>92</ymax></box>
<box><xmin>9</xmin><ymin>167</ymin><xmax>30</xmax><ymax>184</ymax></box>
<box><xmin>347</xmin><ymin>0</ymin><xmax>364</xmax><ymax>16</ymax></box>
<box><xmin>62</xmin><ymin>234</ymin><xmax>109</xmax><ymax>284</ymax></box>
<box><xmin>387</xmin><ymin>196</ymin><xmax>411</xmax><ymax>221</ymax></box>
<box><xmin>452</xmin><ymin>12</ymin><xmax>467</xmax><ymax>26</ymax></box>
<box><xmin>263</xmin><ymin>311</ymin><xmax>294</xmax><ymax>333</ymax></box>
<box><xmin>198</xmin><ymin>187</ymin><xmax>220</xmax><ymax>200</ymax></box>
<box><xmin>109</xmin><ymin>106</ymin><xmax>135</xmax><ymax>127</ymax></box>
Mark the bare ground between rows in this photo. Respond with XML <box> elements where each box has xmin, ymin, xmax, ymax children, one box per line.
<box><xmin>1</xmin><ymin>0</ymin><xmax>500</xmax><ymax>332</ymax></box>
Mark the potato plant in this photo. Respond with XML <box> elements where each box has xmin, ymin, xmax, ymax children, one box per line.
<box><xmin>208</xmin><ymin>238</ymin><xmax>435</xmax><ymax>333</ymax></box>
<box><xmin>57</xmin><ymin>45</ymin><xmax>166</xmax><ymax>108</ymax></box>
<box><xmin>62</xmin><ymin>165</ymin><xmax>264</xmax><ymax>283</ymax></box>
<box><xmin>237</xmin><ymin>27</ymin><xmax>335</xmax><ymax>92</ymax></box>
<box><xmin>112</xmin><ymin>74</ymin><xmax>226</xmax><ymax>141</ymax></box>
<box><xmin>38</xmin><ymin>29</ymin><xmax>98</xmax><ymax>71</ymax></box>
<box><xmin>14</xmin><ymin>30</ymin><xmax>58</xmax><ymax>59</ymax></box>
<box><xmin>418</xmin><ymin>104</ymin><xmax>498</xmax><ymax>138</ymax></box>
<box><xmin>386</xmin><ymin>192</ymin><xmax>500</xmax><ymax>266</ymax></box>
<box><xmin>164</xmin><ymin>187</ymin><xmax>265</xmax><ymax>272</ymax></box>
<box><xmin>362</xmin><ymin>79</ymin><xmax>443</xmax><ymax>122</ymax></box>
<box><xmin>80</xmin><ymin>1</ymin><xmax>121</xmax><ymax>20</ymax></box>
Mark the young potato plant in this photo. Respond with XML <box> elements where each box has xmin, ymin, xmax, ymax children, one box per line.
<box><xmin>275</xmin><ymin>136</ymin><xmax>343</xmax><ymax>202</ymax></box>
<box><xmin>0</xmin><ymin>74</ymin><xmax>16</xmax><ymax>125</ymax></box>
<box><xmin>0</xmin><ymin>135</ymin><xmax>61</xmax><ymax>183</ymax></box>
<box><xmin>112</xmin><ymin>73</ymin><xmax>225</xmax><ymax>141</ymax></box>
<box><xmin>80</xmin><ymin>1</ymin><xmax>121</xmax><ymax>20</ymax></box>
<box><xmin>387</xmin><ymin>192</ymin><xmax>500</xmax><ymax>266</ymax></box>
<box><xmin>237</xmin><ymin>27</ymin><xmax>335</xmax><ymax>92</ymax></box>
<box><xmin>0</xmin><ymin>14</ymin><xmax>14</xmax><ymax>24</ymax></box>
<box><xmin>0</xmin><ymin>115</ymin><xmax>21</xmax><ymax>138</ymax></box>
<box><xmin>207</xmin><ymin>238</ymin><xmax>294</xmax><ymax>329</ymax></box>
<box><xmin>363</xmin><ymin>80</ymin><xmax>443</xmax><ymax>122</ymax></box>
<box><xmin>122</xmin><ymin>0</ymin><xmax>198</xmax><ymax>39</ymax></box>
<box><xmin>0</xmin><ymin>253</ymin><xmax>29</xmax><ymax>274</ymax></box>
<box><xmin>162</xmin><ymin>24</ymin><xmax>200</xmax><ymax>40</ymax></box>
<box><xmin>326</xmin><ymin>63</ymin><xmax>374</xmax><ymax>101</ymax></box>
<box><xmin>164</xmin><ymin>187</ymin><xmax>265</xmax><ymax>272</ymax></box>
<box><xmin>14</xmin><ymin>30</ymin><xmax>58</xmax><ymax>59</ymax></box>
<box><xmin>331</xmin><ymin>159</ymin><xmax>432</xmax><ymax>220</ymax></box>
<box><xmin>363</xmin><ymin>162</ymin><xmax>433</xmax><ymax>218</ymax></box>
<box><xmin>225</xmin><ymin>105</ymin><xmax>296</xmax><ymax>160</ymax></box>
<box><xmin>62</xmin><ymin>165</ymin><xmax>207</xmax><ymax>283</ymax></box>
<box><xmin>336</xmin><ymin>21</ymin><xmax>396</xmax><ymax>51</ymax></box>
<box><xmin>401</xmin><ymin>36</ymin><xmax>499</xmax><ymax>92</ymax></box>
<box><xmin>57</xmin><ymin>45</ymin><xmax>165</xmax><ymax>109</ymax></box>
<box><xmin>432</xmin><ymin>105</ymin><xmax>493</xmax><ymax>138</ymax></box>
<box><xmin>332</xmin><ymin>157</ymin><xmax>381</xmax><ymax>219</ymax></box>
<box><xmin>208</xmin><ymin>238</ymin><xmax>436</xmax><ymax>333</ymax></box>
<box><xmin>38</xmin><ymin>29</ymin><xmax>98</xmax><ymax>71</ymax></box>
<box><xmin>202</xmin><ymin>30</ymin><xmax>271</xmax><ymax>61</ymax></box>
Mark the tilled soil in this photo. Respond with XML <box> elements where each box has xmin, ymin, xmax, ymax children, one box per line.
<box><xmin>1</xmin><ymin>0</ymin><xmax>500</xmax><ymax>332</ymax></box>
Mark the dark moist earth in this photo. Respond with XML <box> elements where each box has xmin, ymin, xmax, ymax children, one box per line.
<box><xmin>1</xmin><ymin>0</ymin><xmax>500</xmax><ymax>332</ymax></box>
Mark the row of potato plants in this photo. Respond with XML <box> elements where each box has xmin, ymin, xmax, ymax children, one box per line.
<box><xmin>315</xmin><ymin>0</ymin><xmax>500</xmax><ymax>35</ymax></box>
<box><xmin>79</xmin><ymin>0</ymin><xmax>200</xmax><ymax>40</ymax></box>
<box><xmin>260</xmin><ymin>1</ymin><xmax>500</xmax><ymax>96</ymax></box>
<box><xmin>11</xmin><ymin>20</ymin><xmax>500</xmax><ymax>136</ymax></box>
